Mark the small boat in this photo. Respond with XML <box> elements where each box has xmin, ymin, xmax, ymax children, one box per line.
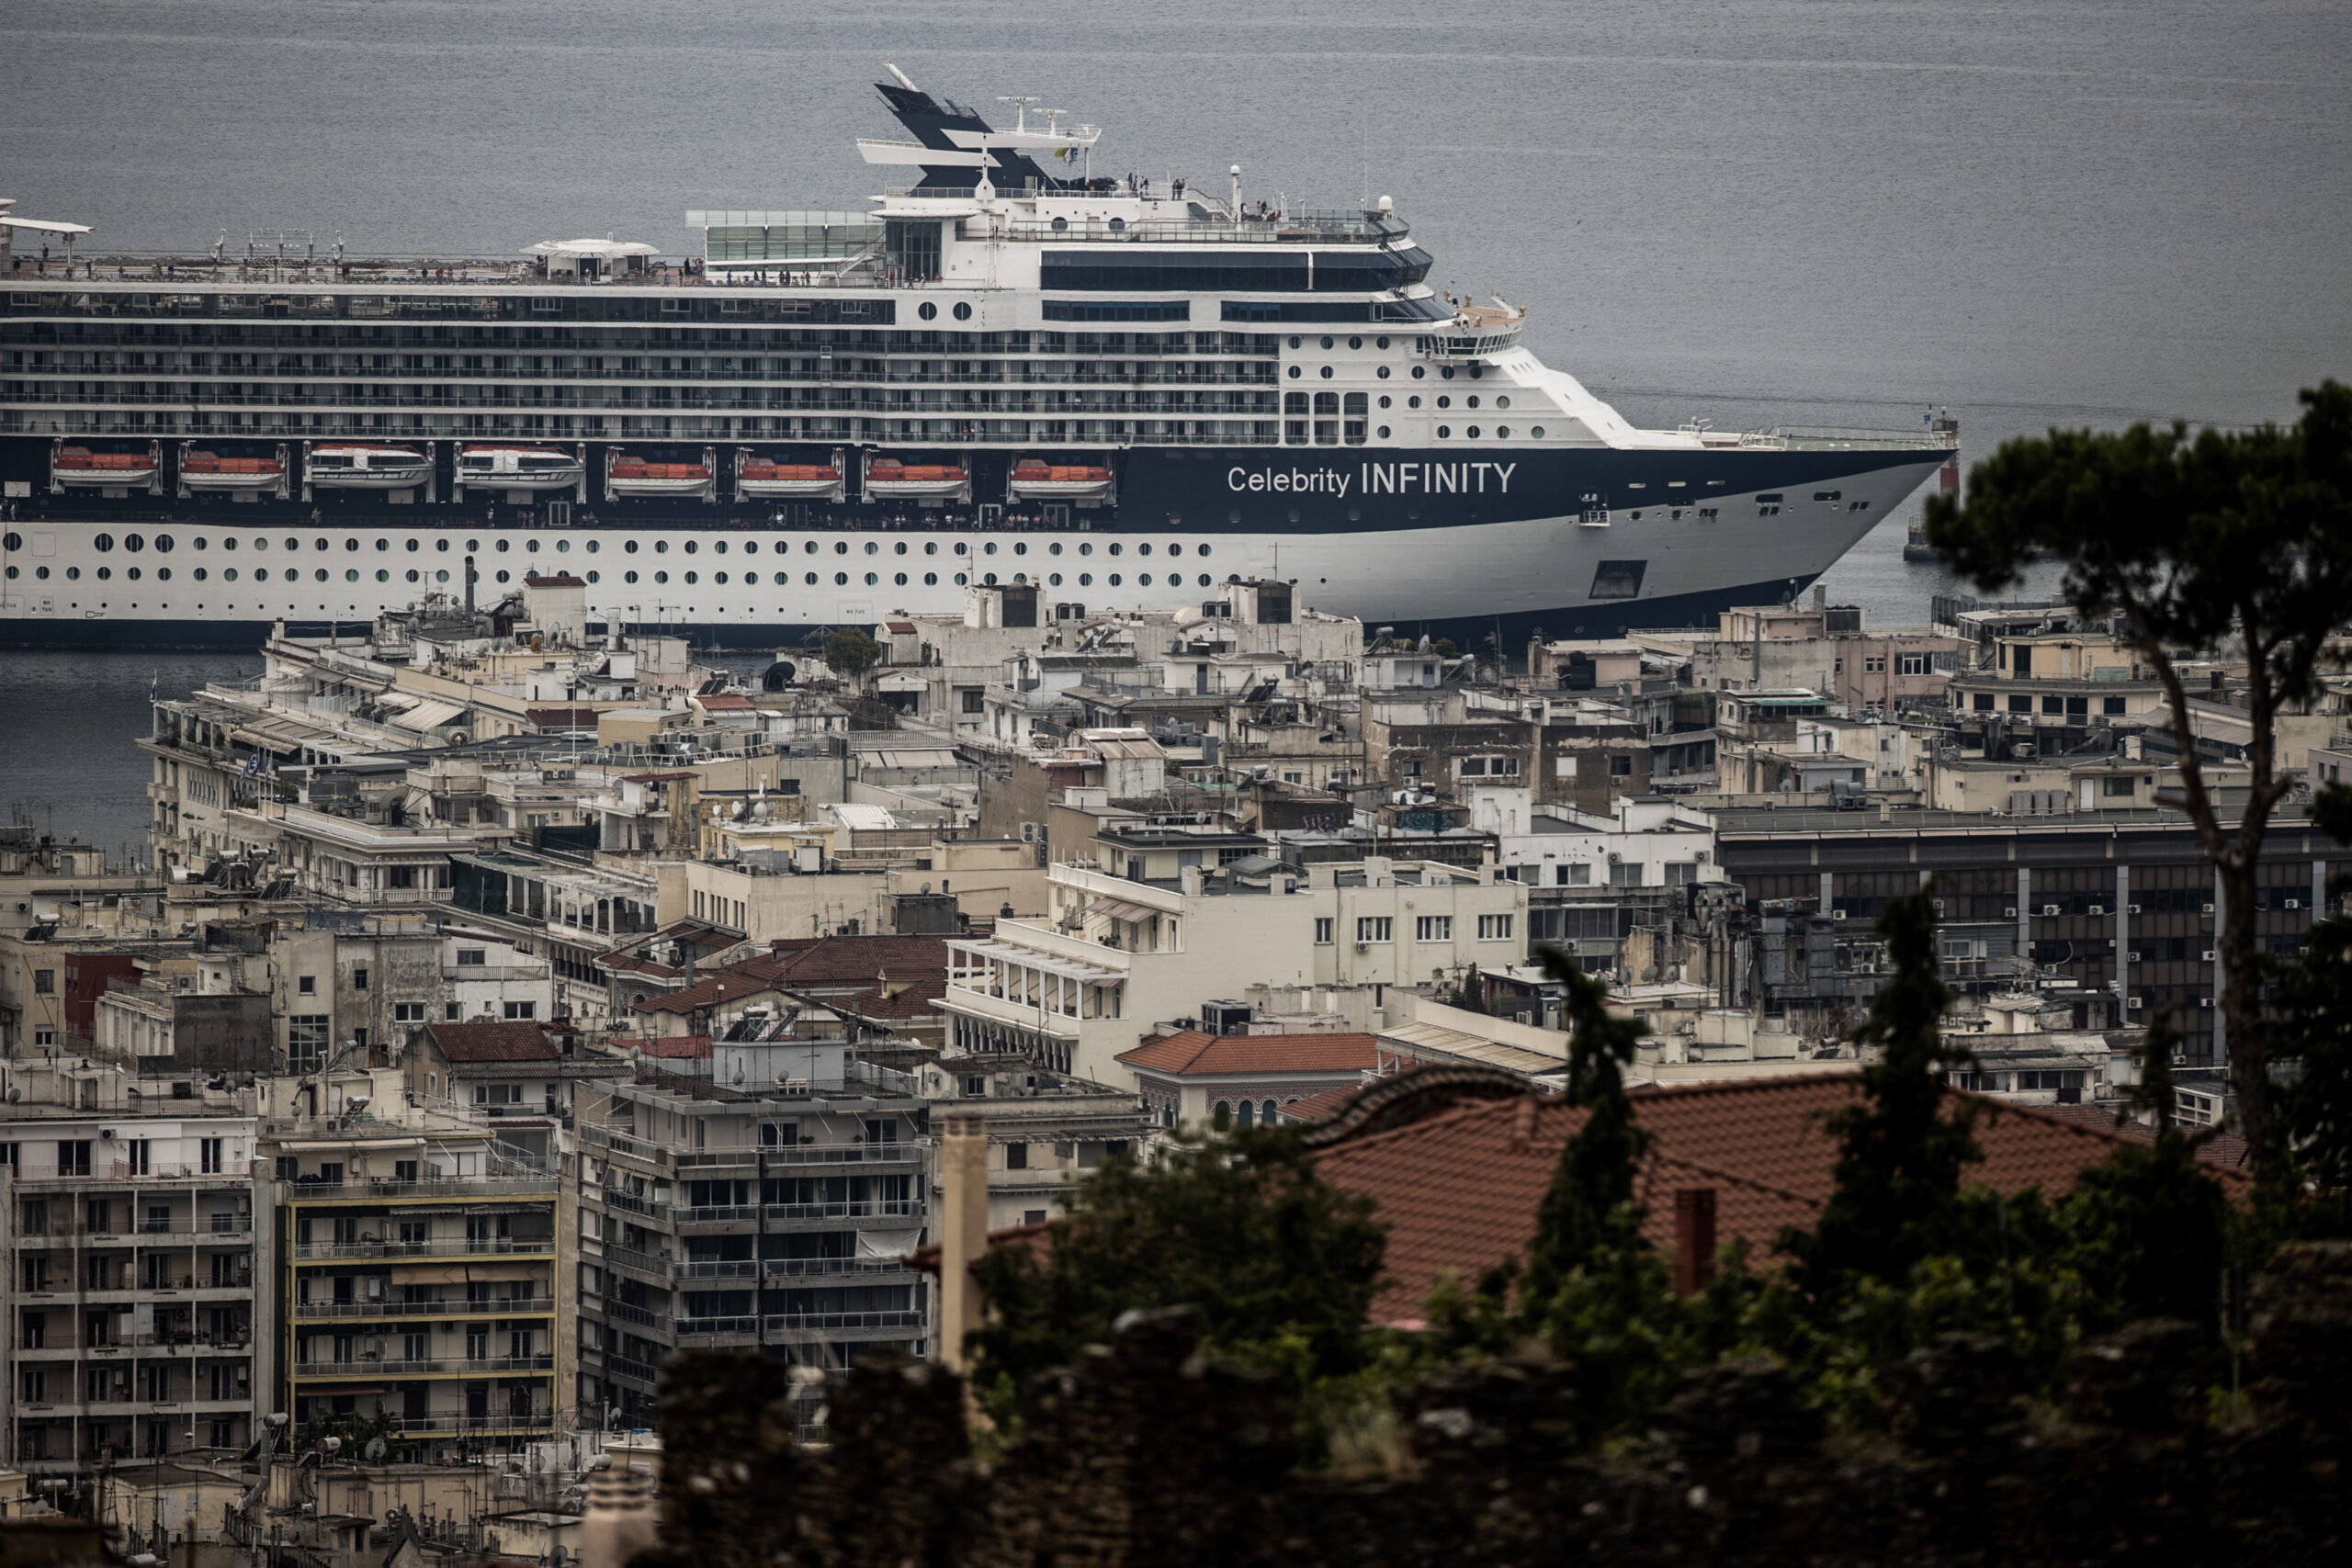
<box><xmin>456</xmin><ymin>443</ymin><xmax>585</xmax><ymax>493</ymax></box>
<box><xmin>306</xmin><ymin>443</ymin><xmax>434</xmax><ymax>491</ymax></box>
<box><xmin>1902</xmin><ymin>523</ymin><xmax>1938</xmax><ymax>563</ymax></box>
<box><xmin>606</xmin><ymin>446</ymin><xmax>717</xmax><ymax>499</ymax></box>
<box><xmin>863</xmin><ymin>456</ymin><xmax>970</xmax><ymax>503</ymax></box>
<box><xmin>1007</xmin><ymin>457</ymin><xmax>1114</xmax><ymax>503</ymax></box>
<box><xmin>737</xmin><ymin>450</ymin><xmax>845</xmax><ymax>501</ymax></box>
<box><xmin>51</xmin><ymin>438</ymin><xmax>161</xmax><ymax>492</ymax></box>
<box><xmin>177</xmin><ymin>441</ymin><xmax>288</xmax><ymax>498</ymax></box>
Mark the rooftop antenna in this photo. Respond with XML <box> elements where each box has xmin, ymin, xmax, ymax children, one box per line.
<box><xmin>997</xmin><ymin>95</ymin><xmax>1041</xmax><ymax>134</ymax></box>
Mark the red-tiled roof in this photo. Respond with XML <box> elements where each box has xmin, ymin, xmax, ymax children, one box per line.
<box><xmin>766</xmin><ymin>934</ymin><xmax>951</xmax><ymax>990</ymax></box>
<box><xmin>1276</xmin><ymin>1082</ymin><xmax>1370</xmax><ymax>1125</ymax></box>
<box><xmin>424</xmin><ymin>1021</ymin><xmax>559</xmax><ymax>1063</ymax></box>
<box><xmin>1116</xmin><ymin>1030</ymin><xmax>1380</xmax><ymax>1077</ymax></box>
<box><xmin>622</xmin><ymin>1034</ymin><xmax>713</xmax><ymax>1059</ymax></box>
<box><xmin>1307</xmin><ymin>1071</ymin><xmax>2253</xmax><ymax>1325</ymax></box>
<box><xmin>628</xmin><ymin>962</ymin><xmax>789</xmax><ymax>1015</ymax></box>
<box><xmin>2031</xmin><ymin>1100</ymin><xmax>2254</xmax><ymax>1170</ymax></box>
<box><xmin>694</xmin><ymin>693</ymin><xmax>756</xmax><ymax>712</ymax></box>
<box><xmin>524</xmin><ymin>706</ymin><xmax>605</xmax><ymax>728</ymax></box>
<box><xmin>834</xmin><ymin>975</ymin><xmax>947</xmax><ymax>1023</ymax></box>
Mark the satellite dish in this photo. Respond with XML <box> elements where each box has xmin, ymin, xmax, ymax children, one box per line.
<box><xmin>365</xmin><ymin>1438</ymin><xmax>388</xmax><ymax>1462</ymax></box>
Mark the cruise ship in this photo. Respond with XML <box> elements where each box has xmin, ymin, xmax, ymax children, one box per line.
<box><xmin>0</xmin><ymin>69</ymin><xmax>1956</xmax><ymax>651</ymax></box>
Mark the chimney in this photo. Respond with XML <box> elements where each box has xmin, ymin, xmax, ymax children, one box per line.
<box><xmin>938</xmin><ymin>1111</ymin><xmax>989</xmax><ymax>1371</ymax></box>
<box><xmin>578</xmin><ymin>1466</ymin><xmax>657</xmax><ymax>1568</ymax></box>
<box><xmin>1674</xmin><ymin>1188</ymin><xmax>1718</xmax><ymax>1296</ymax></box>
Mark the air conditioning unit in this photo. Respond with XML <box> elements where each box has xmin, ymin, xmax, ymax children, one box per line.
<box><xmin>2088</xmin><ymin>905</ymin><xmax>2105</xmax><ymax>916</ymax></box>
<box><xmin>1018</xmin><ymin>821</ymin><xmax>1039</xmax><ymax>843</ymax></box>
<box><xmin>2004</xmin><ymin>907</ymin><xmax>2018</xmax><ymax>918</ymax></box>
<box><xmin>2128</xmin><ymin>952</ymin><xmax>2143</xmax><ymax>963</ymax></box>
<box><xmin>2199</xmin><ymin>997</ymin><xmax>2214</xmax><ymax>1009</ymax></box>
<box><xmin>2041</xmin><ymin>904</ymin><xmax>2060</xmax><ymax>917</ymax></box>
<box><xmin>1354</xmin><ymin>942</ymin><xmax>1370</xmax><ymax>953</ymax></box>
<box><xmin>2202</xmin><ymin>950</ymin><xmax>2217</xmax><ymax>962</ymax></box>
<box><xmin>2286</xmin><ymin>898</ymin><xmax>2303</xmax><ymax>910</ymax></box>
<box><xmin>1931</xmin><ymin>898</ymin><xmax>1946</xmax><ymax>913</ymax></box>
<box><xmin>2202</xmin><ymin>903</ymin><xmax>2215</xmax><ymax>914</ymax></box>
<box><xmin>1832</xmin><ymin>909</ymin><xmax>1848</xmax><ymax>919</ymax></box>
<box><xmin>2127</xmin><ymin>996</ymin><xmax>2144</xmax><ymax>1010</ymax></box>
<box><xmin>2129</xmin><ymin>904</ymin><xmax>2142</xmax><ymax>915</ymax></box>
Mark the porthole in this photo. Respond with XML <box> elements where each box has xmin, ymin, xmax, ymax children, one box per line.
<box><xmin>1411</xmin><ymin>366</ymin><xmax>1426</xmax><ymax>379</ymax></box>
<box><xmin>1319</xmin><ymin>366</ymin><xmax>1333</xmax><ymax>379</ymax></box>
<box><xmin>1408</xmin><ymin>396</ymin><xmax>1421</xmax><ymax>409</ymax></box>
<box><xmin>953</xmin><ymin>301</ymin><xmax>973</xmax><ymax>321</ymax></box>
<box><xmin>865</xmin><ymin>541</ymin><xmax>878</xmax><ymax>555</ymax></box>
<box><xmin>124</xmin><ymin>534</ymin><xmax>145</xmax><ymax>554</ymax></box>
<box><xmin>1437</xmin><ymin>425</ymin><xmax>1451</xmax><ymax>439</ymax></box>
<box><xmin>1288</xmin><ymin>335</ymin><xmax>1303</xmax><ymax>349</ymax></box>
<box><xmin>1078</xmin><ymin>573</ymin><xmax>1091</xmax><ymax>586</ymax></box>
<box><xmin>1137</xmin><ymin>543</ymin><xmax>1152</xmax><ymax>556</ymax></box>
<box><xmin>250</xmin><ymin>537</ymin><xmax>265</xmax><ymax>551</ymax></box>
<box><xmin>1286</xmin><ymin>366</ymin><xmax>1301</xmax><ymax>378</ymax></box>
<box><xmin>1050</xmin><ymin>218</ymin><xmax>1067</xmax><ymax>231</ymax></box>
<box><xmin>924</xmin><ymin>542</ymin><xmax>938</xmax><ymax>555</ymax></box>
<box><xmin>625</xmin><ymin>539</ymin><xmax>639</xmax><ymax>553</ymax></box>
<box><xmin>894</xmin><ymin>572</ymin><xmax>907</xmax><ymax>585</ymax></box>
<box><xmin>1496</xmin><ymin>395</ymin><xmax>1510</xmax><ymax>409</ymax></box>
<box><xmin>94</xmin><ymin>534</ymin><xmax>115</xmax><ymax>553</ymax></box>
<box><xmin>654</xmin><ymin>570</ymin><xmax>668</xmax><ymax>584</ymax></box>
<box><xmin>435</xmin><ymin>538</ymin><xmax>449</xmax><ymax>552</ymax></box>
<box><xmin>625</xmin><ymin>570</ymin><xmax>639</xmax><ymax>584</ymax></box>
<box><xmin>1138</xmin><ymin>573</ymin><xmax>1152</xmax><ymax>586</ymax></box>
<box><xmin>684</xmin><ymin>540</ymin><xmax>697</xmax><ymax>555</ymax></box>
<box><xmin>713</xmin><ymin>571</ymin><xmax>727</xmax><ymax>584</ymax></box>
<box><xmin>195</xmin><ymin>536</ymin><xmax>210</xmax><ymax>551</ymax></box>
<box><xmin>435</xmin><ymin>570</ymin><xmax>448</xmax><ymax>583</ymax></box>
<box><xmin>1107</xmin><ymin>543</ymin><xmax>1121</xmax><ymax>556</ymax></box>
<box><xmin>1436</xmin><ymin>396</ymin><xmax>1451</xmax><ymax>410</ymax></box>
<box><xmin>893</xmin><ymin>541</ymin><xmax>908</xmax><ymax>555</ymax></box>
<box><xmin>1079</xmin><ymin>543</ymin><xmax>1091</xmax><ymax>556</ymax></box>
<box><xmin>1376</xmin><ymin>336</ymin><xmax>1391</xmax><ymax>349</ymax></box>
<box><xmin>1532</xmin><ymin>425</ymin><xmax>1546</xmax><ymax>438</ymax></box>
<box><xmin>1048</xmin><ymin>542</ymin><xmax>1062</xmax><ymax>556</ymax></box>
<box><xmin>405</xmin><ymin>570</ymin><xmax>419</xmax><ymax>582</ymax></box>
<box><xmin>955</xmin><ymin>572</ymin><xmax>968</xmax><ymax>585</ymax></box>
<box><xmin>955</xmin><ymin>541</ymin><xmax>969</xmax><ymax>555</ymax></box>
<box><xmin>1197</xmin><ymin>545</ymin><xmax>1209</xmax><ymax>557</ymax></box>
<box><xmin>1497</xmin><ymin>426</ymin><xmax>1511</xmax><ymax>438</ymax></box>
<box><xmin>495</xmin><ymin>570</ymin><xmax>511</xmax><ymax>583</ymax></box>
<box><xmin>1107</xmin><ymin>573</ymin><xmax>1122</xmax><ymax>586</ymax></box>
<box><xmin>311</xmin><ymin>537</ymin><xmax>327</xmax><ymax>550</ymax></box>
<box><xmin>314</xmin><ymin>569</ymin><xmax>329</xmax><ymax>582</ymax></box>
<box><xmin>1049</xmin><ymin>572</ymin><xmax>1063</xmax><ymax>586</ymax></box>
<box><xmin>983</xmin><ymin>572</ymin><xmax>998</xmax><ymax>585</ymax></box>
<box><xmin>1467</xmin><ymin>425</ymin><xmax>1482</xmax><ymax>438</ymax></box>
<box><xmin>1198</xmin><ymin>573</ymin><xmax>1213</xmax><ymax>587</ymax></box>
<box><xmin>655</xmin><ymin>540</ymin><xmax>668</xmax><ymax>554</ymax></box>
<box><xmin>737</xmin><ymin>540</ymin><xmax>752</xmax><ymax>554</ymax></box>
<box><xmin>496</xmin><ymin>539</ymin><xmax>512</xmax><ymax>553</ymax></box>
<box><xmin>1348</xmin><ymin>335</ymin><xmax>1363</xmax><ymax>350</ymax></box>
<box><xmin>834</xmin><ymin>541</ymin><xmax>848</xmax><ymax>555</ymax></box>
<box><xmin>684</xmin><ymin>571</ymin><xmax>698</xmax><ymax>584</ymax></box>
<box><xmin>834</xmin><ymin>571</ymin><xmax>848</xmax><ymax>585</ymax></box>
<box><xmin>918</xmin><ymin>300</ymin><xmax>938</xmax><ymax>321</ymax></box>
<box><xmin>527</xmin><ymin>537</ymin><xmax>541</xmax><ymax>552</ymax></box>
<box><xmin>865</xmin><ymin>572</ymin><xmax>878</xmax><ymax>585</ymax></box>
<box><xmin>1378</xmin><ymin>394</ymin><xmax>1392</xmax><ymax>409</ymax></box>
<box><xmin>405</xmin><ymin>538</ymin><xmax>419</xmax><ymax>552</ymax></box>
<box><xmin>0</xmin><ymin>532</ymin><xmax>16</xmax><ymax>552</ymax></box>
<box><xmin>155</xmin><ymin>568</ymin><xmax>170</xmax><ymax>581</ymax></box>
<box><xmin>344</xmin><ymin>537</ymin><xmax>359</xmax><ymax>552</ymax></box>
<box><xmin>1466</xmin><ymin>395</ymin><xmax>1480</xmax><ymax>410</ymax></box>
<box><xmin>5</xmin><ymin>566</ymin><xmax>17</xmax><ymax>579</ymax></box>
<box><xmin>1376</xmin><ymin>367</ymin><xmax>1391</xmax><ymax>380</ymax></box>
<box><xmin>805</xmin><ymin>571</ymin><xmax>819</xmax><ymax>585</ymax></box>
<box><xmin>1441</xmin><ymin>367</ymin><xmax>1456</xmax><ymax>380</ymax></box>
<box><xmin>806</xmin><ymin>541</ymin><xmax>819</xmax><ymax>553</ymax></box>
<box><xmin>984</xmin><ymin>542</ymin><xmax>997</xmax><ymax>556</ymax></box>
<box><xmin>923</xmin><ymin>572</ymin><xmax>937</xmax><ymax>585</ymax></box>
<box><xmin>1167</xmin><ymin>543</ymin><xmax>1182</xmax><ymax>557</ymax></box>
<box><xmin>1013</xmin><ymin>542</ymin><xmax>1027</xmax><ymax>556</ymax></box>
<box><xmin>1469</xmin><ymin>365</ymin><xmax>1483</xmax><ymax>379</ymax></box>
<box><xmin>38</xmin><ymin>566</ymin><xmax>52</xmax><ymax>580</ymax></box>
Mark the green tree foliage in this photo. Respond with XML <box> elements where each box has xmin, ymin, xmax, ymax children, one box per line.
<box><xmin>967</xmin><ymin>1130</ymin><xmax>1386</xmax><ymax>1416</ymax></box>
<box><xmin>1925</xmin><ymin>382</ymin><xmax>2352</xmax><ymax>1186</ymax></box>
<box><xmin>820</xmin><ymin>626</ymin><xmax>882</xmax><ymax>680</ymax></box>
<box><xmin>2269</xmin><ymin>782</ymin><xmax>2352</xmax><ymax>1195</ymax></box>
<box><xmin>2057</xmin><ymin>1011</ymin><xmax>2230</xmax><ymax>1335</ymax></box>
<box><xmin>1522</xmin><ymin>948</ymin><xmax>1653</xmax><ymax>1299</ymax></box>
<box><xmin>1783</xmin><ymin>889</ymin><xmax>1984</xmax><ymax>1301</ymax></box>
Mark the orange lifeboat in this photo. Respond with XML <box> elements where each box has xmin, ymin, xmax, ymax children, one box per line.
<box><xmin>738</xmin><ymin>452</ymin><xmax>845</xmax><ymax>500</ymax></box>
<box><xmin>51</xmin><ymin>439</ymin><xmax>161</xmax><ymax>491</ymax></box>
<box><xmin>1007</xmin><ymin>457</ymin><xmax>1114</xmax><ymax>502</ymax></box>
<box><xmin>606</xmin><ymin>447</ymin><xmax>717</xmax><ymax>499</ymax></box>
<box><xmin>863</xmin><ymin>457</ymin><xmax>970</xmax><ymax>502</ymax></box>
<box><xmin>178</xmin><ymin>442</ymin><xmax>288</xmax><ymax>495</ymax></box>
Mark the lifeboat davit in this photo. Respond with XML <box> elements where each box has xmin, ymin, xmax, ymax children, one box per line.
<box><xmin>606</xmin><ymin>446</ymin><xmax>717</xmax><ymax>501</ymax></box>
<box><xmin>863</xmin><ymin>457</ymin><xmax>971</xmax><ymax>504</ymax></box>
<box><xmin>177</xmin><ymin>441</ymin><xmax>288</xmax><ymax>498</ymax></box>
<box><xmin>456</xmin><ymin>444</ymin><xmax>585</xmax><ymax>492</ymax></box>
<box><xmin>1007</xmin><ymin>457</ymin><xmax>1114</xmax><ymax>504</ymax></box>
<box><xmin>51</xmin><ymin>439</ymin><xmax>162</xmax><ymax>492</ymax></box>
<box><xmin>306</xmin><ymin>443</ymin><xmax>435</xmax><ymax>491</ymax></box>
<box><xmin>737</xmin><ymin>450</ymin><xmax>846</xmax><ymax>501</ymax></box>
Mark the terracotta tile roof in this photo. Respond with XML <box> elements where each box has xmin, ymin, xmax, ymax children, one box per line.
<box><xmin>1277</xmin><ymin>1083</ymin><xmax>1368</xmax><ymax>1125</ymax></box>
<box><xmin>424</xmin><ymin>1021</ymin><xmax>559</xmax><ymax>1064</ymax></box>
<box><xmin>1117</xmin><ymin>1030</ymin><xmax>1381</xmax><ymax>1077</ymax></box>
<box><xmin>628</xmin><ymin>963</ymin><xmax>788</xmax><ymax>1015</ymax></box>
<box><xmin>1306</xmin><ymin>1070</ymin><xmax>2254</xmax><ymax>1325</ymax></box>
<box><xmin>2031</xmin><ymin>1101</ymin><xmax>2254</xmax><ymax>1170</ymax></box>
<box><xmin>833</xmin><ymin>976</ymin><xmax>947</xmax><ymax>1023</ymax></box>
<box><xmin>695</xmin><ymin>693</ymin><xmax>756</xmax><ymax>712</ymax></box>
<box><xmin>621</xmin><ymin>1034</ymin><xmax>713</xmax><ymax>1059</ymax></box>
<box><xmin>766</xmin><ymin>934</ymin><xmax>951</xmax><ymax>990</ymax></box>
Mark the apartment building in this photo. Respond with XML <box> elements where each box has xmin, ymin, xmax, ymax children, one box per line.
<box><xmin>915</xmin><ymin>1055</ymin><xmax>1150</xmax><ymax>1230</ymax></box>
<box><xmin>258</xmin><ymin>1070</ymin><xmax>563</xmax><ymax>1460</ymax></box>
<box><xmin>0</xmin><ymin>1062</ymin><xmax>266</xmax><ymax>1476</ymax></box>
<box><xmin>574</xmin><ymin>1036</ymin><xmax>928</xmax><ymax>1427</ymax></box>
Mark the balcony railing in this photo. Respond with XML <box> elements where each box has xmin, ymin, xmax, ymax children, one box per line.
<box><xmin>276</xmin><ymin>1174</ymin><xmax>555</xmax><ymax>1201</ymax></box>
<box><xmin>292</xmin><ymin>1237</ymin><xmax>555</xmax><ymax>1261</ymax></box>
<box><xmin>375</xmin><ymin>1414</ymin><xmax>557</xmax><ymax>1436</ymax></box>
<box><xmin>762</xmin><ymin>1257</ymin><xmax>918</xmax><ymax>1280</ymax></box>
<box><xmin>762</xmin><ymin>1311</ymin><xmax>922</xmax><ymax>1334</ymax></box>
<box><xmin>296</xmin><ymin>1354</ymin><xmax>554</xmax><ymax>1378</ymax></box>
<box><xmin>594</xmin><ymin>1300</ymin><xmax>662</xmax><ymax>1330</ymax></box>
<box><xmin>674</xmin><ymin>1317</ymin><xmax>759</xmax><ymax>1339</ymax></box>
<box><xmin>293</xmin><ymin>1297</ymin><xmax>552</xmax><ymax>1321</ymax></box>
<box><xmin>605</xmin><ymin>1355</ymin><xmax>660</xmax><ymax>1388</ymax></box>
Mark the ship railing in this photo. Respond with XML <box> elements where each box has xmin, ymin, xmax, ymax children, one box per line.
<box><xmin>1736</xmin><ymin>424</ymin><xmax>1962</xmax><ymax>452</ymax></box>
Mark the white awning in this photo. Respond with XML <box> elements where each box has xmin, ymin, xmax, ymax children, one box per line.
<box><xmin>387</xmin><ymin>699</ymin><xmax>465</xmax><ymax>732</ymax></box>
<box><xmin>0</xmin><ymin>218</ymin><xmax>93</xmax><ymax>235</ymax></box>
<box><xmin>525</xmin><ymin>239</ymin><xmax>659</xmax><ymax>260</ymax></box>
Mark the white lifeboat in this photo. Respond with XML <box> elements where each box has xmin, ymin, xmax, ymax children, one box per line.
<box><xmin>456</xmin><ymin>444</ymin><xmax>585</xmax><ymax>492</ymax></box>
<box><xmin>51</xmin><ymin>438</ymin><xmax>161</xmax><ymax>493</ymax></box>
<box><xmin>1007</xmin><ymin>457</ymin><xmax>1114</xmax><ymax>503</ymax></box>
<box><xmin>306</xmin><ymin>443</ymin><xmax>434</xmax><ymax>491</ymax></box>
<box><xmin>863</xmin><ymin>456</ymin><xmax>971</xmax><ymax>504</ymax></box>
<box><xmin>737</xmin><ymin>450</ymin><xmax>846</xmax><ymax>501</ymax></box>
